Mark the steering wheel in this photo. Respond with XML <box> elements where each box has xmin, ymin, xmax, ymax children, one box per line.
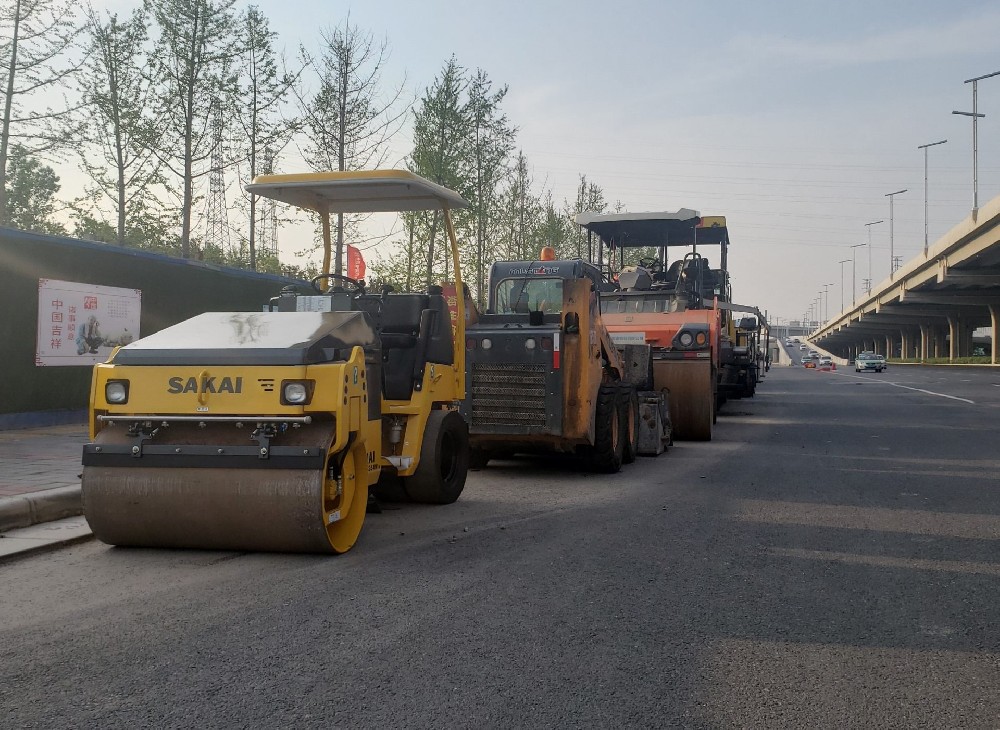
<box><xmin>311</xmin><ymin>273</ymin><xmax>364</xmax><ymax>294</ymax></box>
<box><xmin>637</xmin><ymin>257</ymin><xmax>663</xmax><ymax>273</ymax></box>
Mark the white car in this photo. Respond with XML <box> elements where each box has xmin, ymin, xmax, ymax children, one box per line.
<box><xmin>855</xmin><ymin>353</ymin><xmax>885</xmax><ymax>372</ymax></box>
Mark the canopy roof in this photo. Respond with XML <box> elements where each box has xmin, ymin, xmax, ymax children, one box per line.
<box><xmin>246</xmin><ymin>170</ymin><xmax>468</xmax><ymax>214</ymax></box>
<box><xmin>575</xmin><ymin>210</ymin><xmax>730</xmax><ymax>248</ymax></box>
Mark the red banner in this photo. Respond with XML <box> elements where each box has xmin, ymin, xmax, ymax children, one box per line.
<box><xmin>347</xmin><ymin>244</ymin><xmax>366</xmax><ymax>280</ymax></box>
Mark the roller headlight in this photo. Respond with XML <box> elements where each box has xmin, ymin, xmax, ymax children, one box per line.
<box><xmin>678</xmin><ymin>332</ymin><xmax>694</xmax><ymax>347</ymax></box>
<box><xmin>481</xmin><ymin>338</ymin><xmax>493</xmax><ymax>350</ymax></box>
<box><xmin>105</xmin><ymin>380</ymin><xmax>129</xmax><ymax>404</ymax></box>
<box><xmin>524</xmin><ymin>337</ymin><xmax>537</xmax><ymax>350</ymax></box>
<box><xmin>280</xmin><ymin>380</ymin><xmax>314</xmax><ymax>405</ymax></box>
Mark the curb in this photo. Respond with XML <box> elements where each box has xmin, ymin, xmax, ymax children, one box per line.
<box><xmin>0</xmin><ymin>485</ymin><xmax>83</xmax><ymax>533</ymax></box>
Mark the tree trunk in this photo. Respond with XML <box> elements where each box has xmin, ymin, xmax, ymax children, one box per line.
<box><xmin>425</xmin><ymin>210</ymin><xmax>439</xmax><ymax>289</ymax></box>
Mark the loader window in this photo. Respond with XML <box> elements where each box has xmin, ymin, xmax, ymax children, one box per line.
<box><xmin>495</xmin><ymin>277</ymin><xmax>564</xmax><ymax>314</ymax></box>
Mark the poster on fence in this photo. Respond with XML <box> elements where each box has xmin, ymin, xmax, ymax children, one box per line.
<box><xmin>35</xmin><ymin>279</ymin><xmax>142</xmax><ymax>367</ymax></box>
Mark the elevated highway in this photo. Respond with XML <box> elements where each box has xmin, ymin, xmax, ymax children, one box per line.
<box><xmin>812</xmin><ymin>193</ymin><xmax>1000</xmax><ymax>363</ymax></box>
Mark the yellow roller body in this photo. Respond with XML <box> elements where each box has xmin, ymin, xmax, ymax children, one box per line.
<box><xmin>653</xmin><ymin>359</ymin><xmax>714</xmax><ymax>441</ymax></box>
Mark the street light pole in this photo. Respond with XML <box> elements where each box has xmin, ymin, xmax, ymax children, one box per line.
<box><xmin>838</xmin><ymin>259</ymin><xmax>850</xmax><ymax>312</ymax></box>
<box><xmin>884</xmin><ymin>190</ymin><xmax>907</xmax><ymax>279</ymax></box>
<box><xmin>918</xmin><ymin>139</ymin><xmax>947</xmax><ymax>256</ymax></box>
<box><xmin>864</xmin><ymin>221</ymin><xmax>883</xmax><ymax>292</ymax></box>
<box><xmin>850</xmin><ymin>243</ymin><xmax>865</xmax><ymax>304</ymax></box>
<box><xmin>953</xmin><ymin>70</ymin><xmax>999</xmax><ymax>211</ymax></box>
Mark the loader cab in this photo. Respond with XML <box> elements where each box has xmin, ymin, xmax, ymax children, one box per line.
<box><xmin>486</xmin><ymin>258</ymin><xmax>605</xmax><ymax>316</ymax></box>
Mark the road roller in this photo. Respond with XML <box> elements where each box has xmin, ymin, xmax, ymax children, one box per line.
<box><xmin>82</xmin><ymin>170</ymin><xmax>471</xmax><ymax>553</ymax></box>
<box><xmin>575</xmin><ymin>211</ymin><xmax>768</xmax><ymax>441</ymax></box>
<box><xmin>461</xmin><ymin>250</ymin><xmax>670</xmax><ymax>471</ymax></box>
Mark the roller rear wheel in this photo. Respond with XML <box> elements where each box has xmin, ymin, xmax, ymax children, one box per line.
<box><xmin>404</xmin><ymin>410</ymin><xmax>470</xmax><ymax>504</ymax></box>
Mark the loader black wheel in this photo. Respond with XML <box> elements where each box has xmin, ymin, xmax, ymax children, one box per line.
<box><xmin>620</xmin><ymin>384</ymin><xmax>639</xmax><ymax>464</ymax></box>
<box><xmin>590</xmin><ymin>385</ymin><xmax>624</xmax><ymax>473</ymax></box>
<box><xmin>404</xmin><ymin>410</ymin><xmax>469</xmax><ymax>504</ymax></box>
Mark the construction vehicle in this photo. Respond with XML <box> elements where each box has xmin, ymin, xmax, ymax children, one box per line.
<box><xmin>461</xmin><ymin>248</ymin><xmax>671</xmax><ymax>471</ymax></box>
<box><xmin>575</xmin><ymin>211</ymin><xmax>769</xmax><ymax>441</ymax></box>
<box><xmin>82</xmin><ymin>171</ymin><xmax>471</xmax><ymax>554</ymax></box>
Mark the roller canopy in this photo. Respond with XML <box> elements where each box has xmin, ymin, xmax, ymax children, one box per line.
<box><xmin>245</xmin><ymin>170</ymin><xmax>469</xmax><ymax>213</ymax></box>
<box><xmin>575</xmin><ymin>210</ymin><xmax>730</xmax><ymax>248</ymax></box>
<box><xmin>111</xmin><ymin>311</ymin><xmax>378</xmax><ymax>366</ymax></box>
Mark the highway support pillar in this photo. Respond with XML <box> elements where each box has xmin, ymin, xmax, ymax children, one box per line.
<box><xmin>900</xmin><ymin>330</ymin><xmax>911</xmax><ymax>360</ymax></box>
<box><xmin>948</xmin><ymin>316</ymin><xmax>958</xmax><ymax>362</ymax></box>
<box><xmin>919</xmin><ymin>324</ymin><xmax>930</xmax><ymax>362</ymax></box>
<box><xmin>885</xmin><ymin>334</ymin><xmax>893</xmax><ymax>359</ymax></box>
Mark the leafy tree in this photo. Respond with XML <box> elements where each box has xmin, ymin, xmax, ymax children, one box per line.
<box><xmin>145</xmin><ymin>0</ymin><xmax>240</xmax><ymax>259</ymax></box>
<box><xmin>233</xmin><ymin>5</ymin><xmax>299</xmax><ymax>270</ymax></box>
<box><xmin>408</xmin><ymin>56</ymin><xmax>471</xmax><ymax>288</ymax></box>
<box><xmin>297</xmin><ymin>16</ymin><xmax>405</xmax><ymax>276</ymax></box>
<box><xmin>566</xmin><ymin>174</ymin><xmax>606</xmax><ymax>260</ymax></box>
<box><xmin>72</xmin><ymin>201</ymin><xmax>180</xmax><ymax>255</ymax></box>
<box><xmin>77</xmin><ymin>5</ymin><xmax>165</xmax><ymax>246</ymax></box>
<box><xmin>466</xmin><ymin>68</ymin><xmax>515</xmax><ymax>304</ymax></box>
<box><xmin>5</xmin><ymin>144</ymin><xmax>64</xmax><ymax>233</ymax></box>
<box><xmin>0</xmin><ymin>0</ymin><xmax>81</xmax><ymax>225</ymax></box>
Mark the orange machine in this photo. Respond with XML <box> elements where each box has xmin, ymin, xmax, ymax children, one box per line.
<box><xmin>575</xmin><ymin>211</ymin><xmax>765</xmax><ymax>441</ymax></box>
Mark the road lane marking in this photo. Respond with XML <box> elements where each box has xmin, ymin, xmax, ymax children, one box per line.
<box><xmin>734</xmin><ymin>499</ymin><xmax>1000</xmax><ymax>540</ymax></box>
<box><xmin>834</xmin><ymin>372</ymin><xmax>975</xmax><ymax>404</ymax></box>
<box><xmin>769</xmin><ymin>547</ymin><xmax>1000</xmax><ymax>576</ymax></box>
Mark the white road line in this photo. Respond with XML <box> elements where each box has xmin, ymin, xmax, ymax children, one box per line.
<box><xmin>834</xmin><ymin>371</ymin><xmax>975</xmax><ymax>404</ymax></box>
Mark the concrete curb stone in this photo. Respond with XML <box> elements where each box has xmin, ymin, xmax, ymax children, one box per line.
<box><xmin>0</xmin><ymin>485</ymin><xmax>82</xmax><ymax>533</ymax></box>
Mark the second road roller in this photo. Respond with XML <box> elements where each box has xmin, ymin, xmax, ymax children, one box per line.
<box><xmin>82</xmin><ymin>170</ymin><xmax>471</xmax><ymax>554</ymax></box>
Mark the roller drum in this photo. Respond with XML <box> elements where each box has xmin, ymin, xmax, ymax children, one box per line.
<box><xmin>82</xmin><ymin>422</ymin><xmax>349</xmax><ymax>553</ymax></box>
<box><xmin>653</xmin><ymin>360</ymin><xmax>714</xmax><ymax>441</ymax></box>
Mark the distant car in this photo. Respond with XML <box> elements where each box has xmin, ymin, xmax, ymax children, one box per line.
<box><xmin>855</xmin><ymin>353</ymin><xmax>885</xmax><ymax>372</ymax></box>
<box><xmin>802</xmin><ymin>355</ymin><xmax>817</xmax><ymax>368</ymax></box>
<box><xmin>819</xmin><ymin>355</ymin><xmax>833</xmax><ymax>366</ymax></box>
<box><xmin>799</xmin><ymin>344</ymin><xmax>808</xmax><ymax>351</ymax></box>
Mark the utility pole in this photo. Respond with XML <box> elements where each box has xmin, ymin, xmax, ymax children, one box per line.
<box><xmin>838</xmin><ymin>259</ymin><xmax>850</xmax><ymax>312</ymax></box>
<box><xmin>917</xmin><ymin>139</ymin><xmax>947</xmax><ymax>256</ymax></box>
<box><xmin>885</xmin><ymin>190</ymin><xmax>906</xmax><ymax>279</ymax></box>
<box><xmin>203</xmin><ymin>108</ymin><xmax>231</xmax><ymax>260</ymax></box>
<box><xmin>850</xmin><ymin>243</ymin><xmax>865</xmax><ymax>304</ymax></box>
<box><xmin>864</xmin><ymin>221</ymin><xmax>883</xmax><ymax>292</ymax></box>
<box><xmin>953</xmin><ymin>70</ymin><xmax>999</xmax><ymax>211</ymax></box>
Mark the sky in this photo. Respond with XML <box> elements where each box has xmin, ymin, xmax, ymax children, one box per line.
<box><xmin>88</xmin><ymin>0</ymin><xmax>1000</xmax><ymax>325</ymax></box>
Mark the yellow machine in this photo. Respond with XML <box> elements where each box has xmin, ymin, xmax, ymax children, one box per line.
<box><xmin>82</xmin><ymin>171</ymin><xmax>470</xmax><ymax>554</ymax></box>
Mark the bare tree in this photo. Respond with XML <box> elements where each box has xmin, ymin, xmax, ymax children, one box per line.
<box><xmin>77</xmin><ymin>5</ymin><xmax>165</xmax><ymax>245</ymax></box>
<box><xmin>297</xmin><ymin>16</ymin><xmax>406</xmax><ymax>275</ymax></box>
<box><xmin>145</xmin><ymin>0</ymin><xmax>239</xmax><ymax>259</ymax></box>
<box><xmin>233</xmin><ymin>5</ymin><xmax>299</xmax><ymax>270</ymax></box>
<box><xmin>0</xmin><ymin>0</ymin><xmax>81</xmax><ymax>225</ymax></box>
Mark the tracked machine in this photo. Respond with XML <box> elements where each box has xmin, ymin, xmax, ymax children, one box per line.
<box><xmin>575</xmin><ymin>212</ymin><xmax>769</xmax><ymax>441</ymax></box>
<box><xmin>461</xmin><ymin>248</ymin><xmax>670</xmax><ymax>471</ymax></box>
<box><xmin>82</xmin><ymin>171</ymin><xmax>471</xmax><ymax>554</ymax></box>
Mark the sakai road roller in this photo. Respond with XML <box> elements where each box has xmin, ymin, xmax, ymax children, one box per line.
<box><xmin>461</xmin><ymin>248</ymin><xmax>670</xmax><ymax>471</ymax></box>
<box><xmin>82</xmin><ymin>171</ymin><xmax>471</xmax><ymax>554</ymax></box>
<box><xmin>575</xmin><ymin>212</ymin><xmax>769</xmax><ymax>441</ymax></box>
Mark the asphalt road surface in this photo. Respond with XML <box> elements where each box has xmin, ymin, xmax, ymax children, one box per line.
<box><xmin>3</xmin><ymin>364</ymin><xmax>1000</xmax><ymax>728</ymax></box>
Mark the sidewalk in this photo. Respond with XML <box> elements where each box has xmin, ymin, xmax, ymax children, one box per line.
<box><xmin>0</xmin><ymin>423</ymin><xmax>91</xmax><ymax>559</ymax></box>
